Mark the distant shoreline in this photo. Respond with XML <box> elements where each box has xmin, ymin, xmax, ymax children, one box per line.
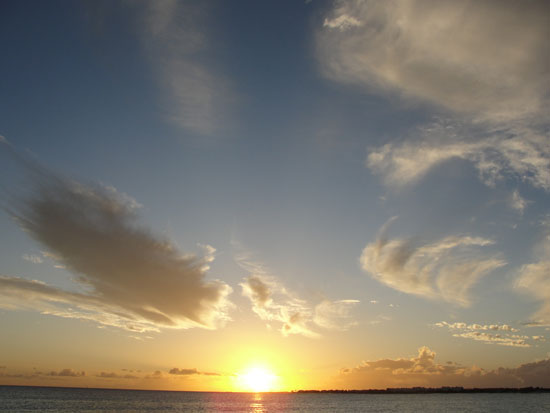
<box><xmin>296</xmin><ymin>387</ymin><xmax>550</xmax><ymax>394</ymax></box>
<box><xmin>1</xmin><ymin>385</ymin><xmax>550</xmax><ymax>394</ymax></box>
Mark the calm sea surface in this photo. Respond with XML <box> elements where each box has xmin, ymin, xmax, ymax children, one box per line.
<box><xmin>1</xmin><ymin>386</ymin><xmax>550</xmax><ymax>412</ymax></box>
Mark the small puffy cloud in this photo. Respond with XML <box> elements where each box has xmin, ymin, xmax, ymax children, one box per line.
<box><xmin>169</xmin><ymin>368</ymin><xmax>220</xmax><ymax>376</ymax></box>
<box><xmin>509</xmin><ymin>190</ymin><xmax>528</xmax><ymax>215</ymax></box>
<box><xmin>47</xmin><ymin>368</ymin><xmax>85</xmax><ymax>377</ymax></box>
<box><xmin>360</xmin><ymin>218</ymin><xmax>506</xmax><ymax>306</ymax></box>
<box><xmin>433</xmin><ymin>322</ymin><xmax>539</xmax><ymax>347</ymax></box>
<box><xmin>317</xmin><ymin>0</ymin><xmax>549</xmax><ymax>122</ymax></box>
<box><xmin>97</xmin><ymin>372</ymin><xmax>138</xmax><ymax>379</ymax></box>
<box><xmin>0</xmin><ymin>156</ymin><xmax>232</xmax><ymax>333</ymax></box>
<box><xmin>323</xmin><ymin>14</ymin><xmax>362</xmax><ymax>31</ymax></box>
<box><xmin>237</xmin><ymin>250</ymin><xmax>358</xmax><ymax>337</ymax></box>
<box><xmin>339</xmin><ymin>347</ymin><xmax>550</xmax><ymax>388</ymax></box>
<box><xmin>515</xmin><ymin>238</ymin><xmax>550</xmax><ymax>326</ymax></box>
<box><xmin>22</xmin><ymin>254</ymin><xmax>43</xmax><ymax>264</ymax></box>
<box><xmin>435</xmin><ymin>321</ymin><xmax>518</xmax><ymax>333</ymax></box>
<box><xmin>169</xmin><ymin>368</ymin><xmax>199</xmax><ymax>375</ymax></box>
<box><xmin>451</xmin><ymin>331</ymin><xmax>530</xmax><ymax>348</ymax></box>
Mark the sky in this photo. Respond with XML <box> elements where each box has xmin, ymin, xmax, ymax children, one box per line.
<box><xmin>0</xmin><ymin>0</ymin><xmax>549</xmax><ymax>391</ymax></box>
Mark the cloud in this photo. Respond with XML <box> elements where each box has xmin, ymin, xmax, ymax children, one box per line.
<box><xmin>169</xmin><ymin>368</ymin><xmax>220</xmax><ymax>376</ymax></box>
<box><xmin>323</xmin><ymin>14</ymin><xmax>362</xmax><ymax>31</ymax></box>
<box><xmin>360</xmin><ymin>218</ymin><xmax>506</xmax><ymax>306</ymax></box>
<box><xmin>313</xmin><ymin>299</ymin><xmax>359</xmax><ymax>330</ymax></box>
<box><xmin>338</xmin><ymin>346</ymin><xmax>550</xmax><ymax>389</ymax></box>
<box><xmin>22</xmin><ymin>254</ymin><xmax>43</xmax><ymax>264</ymax></box>
<box><xmin>319</xmin><ymin>2</ymin><xmax>550</xmax><ymax>195</ymax></box>
<box><xmin>434</xmin><ymin>321</ymin><xmax>518</xmax><ymax>333</ymax></box>
<box><xmin>47</xmin><ymin>369</ymin><xmax>86</xmax><ymax>377</ymax></box>
<box><xmin>509</xmin><ymin>190</ymin><xmax>529</xmax><ymax>215</ymax></box>
<box><xmin>241</xmin><ymin>274</ymin><xmax>319</xmax><ymax>338</ymax></box>
<box><xmin>0</xmin><ymin>156</ymin><xmax>232</xmax><ymax>332</ymax></box>
<box><xmin>515</xmin><ymin>237</ymin><xmax>550</xmax><ymax>326</ymax></box>
<box><xmin>129</xmin><ymin>0</ymin><xmax>234</xmax><ymax>136</ymax></box>
<box><xmin>318</xmin><ymin>0</ymin><xmax>549</xmax><ymax>122</ymax></box>
<box><xmin>236</xmin><ymin>250</ymin><xmax>358</xmax><ymax>337</ymax></box>
<box><xmin>434</xmin><ymin>321</ymin><xmax>532</xmax><ymax>348</ymax></box>
<box><xmin>97</xmin><ymin>372</ymin><xmax>138</xmax><ymax>379</ymax></box>
<box><xmin>366</xmin><ymin>119</ymin><xmax>550</xmax><ymax>191</ymax></box>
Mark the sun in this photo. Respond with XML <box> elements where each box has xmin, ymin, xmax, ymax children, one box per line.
<box><xmin>237</xmin><ymin>366</ymin><xmax>278</xmax><ymax>392</ymax></box>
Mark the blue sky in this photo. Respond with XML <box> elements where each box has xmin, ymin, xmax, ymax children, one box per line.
<box><xmin>1</xmin><ymin>0</ymin><xmax>549</xmax><ymax>390</ymax></box>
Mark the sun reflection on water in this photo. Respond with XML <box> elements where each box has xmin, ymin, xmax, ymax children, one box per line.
<box><xmin>250</xmin><ymin>392</ymin><xmax>265</xmax><ymax>413</ymax></box>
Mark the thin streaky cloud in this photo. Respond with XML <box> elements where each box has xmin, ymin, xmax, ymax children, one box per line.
<box><xmin>360</xmin><ymin>218</ymin><xmax>506</xmax><ymax>306</ymax></box>
<box><xmin>128</xmin><ymin>0</ymin><xmax>235</xmax><ymax>136</ymax></box>
<box><xmin>515</xmin><ymin>234</ymin><xmax>550</xmax><ymax>326</ymax></box>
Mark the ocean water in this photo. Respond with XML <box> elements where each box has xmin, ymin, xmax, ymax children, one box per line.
<box><xmin>1</xmin><ymin>386</ymin><xmax>550</xmax><ymax>412</ymax></box>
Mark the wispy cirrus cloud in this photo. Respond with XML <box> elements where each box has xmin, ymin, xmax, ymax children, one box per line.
<box><xmin>338</xmin><ymin>346</ymin><xmax>550</xmax><ymax>388</ymax></box>
<box><xmin>360</xmin><ymin>218</ymin><xmax>506</xmax><ymax>306</ymax></box>
<box><xmin>515</xmin><ymin>233</ymin><xmax>550</xmax><ymax>326</ymax></box>
<box><xmin>236</xmin><ymin>249</ymin><xmax>358</xmax><ymax>338</ymax></box>
<box><xmin>0</xmin><ymin>148</ymin><xmax>232</xmax><ymax>333</ymax></box>
<box><xmin>125</xmin><ymin>0</ymin><xmax>235</xmax><ymax>136</ymax></box>
<box><xmin>366</xmin><ymin>119</ymin><xmax>550</xmax><ymax>191</ymax></box>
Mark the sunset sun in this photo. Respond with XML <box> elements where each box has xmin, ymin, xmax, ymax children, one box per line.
<box><xmin>237</xmin><ymin>366</ymin><xmax>278</xmax><ymax>392</ymax></box>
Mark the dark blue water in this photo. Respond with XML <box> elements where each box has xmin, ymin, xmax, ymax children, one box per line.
<box><xmin>1</xmin><ymin>386</ymin><xmax>550</xmax><ymax>412</ymax></box>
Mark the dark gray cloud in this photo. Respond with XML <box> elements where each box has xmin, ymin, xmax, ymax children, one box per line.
<box><xmin>97</xmin><ymin>372</ymin><xmax>138</xmax><ymax>379</ymax></box>
<box><xmin>0</xmin><ymin>148</ymin><xmax>232</xmax><ymax>332</ymax></box>
<box><xmin>47</xmin><ymin>369</ymin><xmax>86</xmax><ymax>377</ymax></box>
<box><xmin>169</xmin><ymin>368</ymin><xmax>220</xmax><ymax>376</ymax></box>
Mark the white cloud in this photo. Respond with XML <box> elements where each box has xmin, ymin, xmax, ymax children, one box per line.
<box><xmin>314</xmin><ymin>299</ymin><xmax>359</xmax><ymax>330</ymax></box>
<box><xmin>434</xmin><ymin>321</ymin><xmax>532</xmax><ymax>348</ymax></box>
<box><xmin>319</xmin><ymin>1</ymin><xmax>550</xmax><ymax>196</ymax></box>
<box><xmin>360</xmin><ymin>218</ymin><xmax>506</xmax><ymax>306</ymax></box>
<box><xmin>22</xmin><ymin>254</ymin><xmax>43</xmax><ymax>264</ymax></box>
<box><xmin>451</xmin><ymin>331</ymin><xmax>530</xmax><ymax>348</ymax></box>
<box><xmin>510</xmin><ymin>190</ymin><xmax>528</xmax><ymax>215</ymax></box>
<box><xmin>241</xmin><ymin>274</ymin><xmax>319</xmax><ymax>338</ymax></box>
<box><xmin>515</xmin><ymin>238</ymin><xmax>550</xmax><ymax>326</ymax></box>
<box><xmin>1</xmin><ymin>163</ymin><xmax>232</xmax><ymax>332</ymax></box>
<box><xmin>323</xmin><ymin>14</ymin><xmax>362</xmax><ymax>31</ymax></box>
<box><xmin>434</xmin><ymin>321</ymin><xmax>518</xmax><ymax>333</ymax></box>
<box><xmin>318</xmin><ymin>0</ymin><xmax>549</xmax><ymax>122</ymax></box>
<box><xmin>236</xmin><ymin>250</ymin><xmax>358</xmax><ymax>337</ymax></box>
<box><xmin>366</xmin><ymin>119</ymin><xmax>550</xmax><ymax>191</ymax></box>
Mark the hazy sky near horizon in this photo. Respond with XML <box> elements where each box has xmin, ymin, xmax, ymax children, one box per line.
<box><xmin>1</xmin><ymin>0</ymin><xmax>549</xmax><ymax>391</ymax></box>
